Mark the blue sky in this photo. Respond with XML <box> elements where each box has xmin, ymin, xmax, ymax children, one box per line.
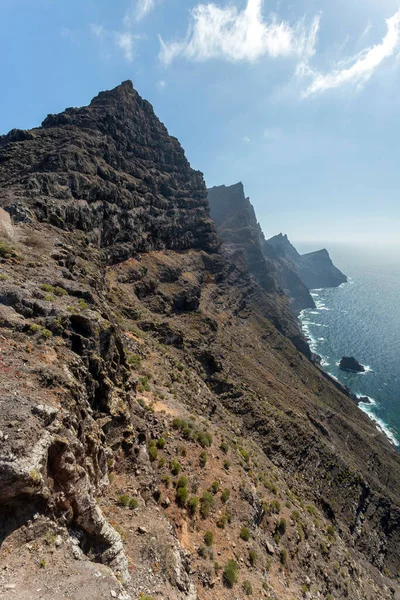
<box><xmin>1</xmin><ymin>0</ymin><xmax>400</xmax><ymax>245</ymax></box>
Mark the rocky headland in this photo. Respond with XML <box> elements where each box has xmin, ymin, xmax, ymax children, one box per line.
<box><xmin>0</xmin><ymin>82</ymin><xmax>399</xmax><ymax>600</ymax></box>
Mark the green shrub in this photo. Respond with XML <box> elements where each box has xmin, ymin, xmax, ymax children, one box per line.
<box><xmin>161</xmin><ymin>475</ymin><xmax>171</xmax><ymax>488</ymax></box>
<box><xmin>220</xmin><ymin>441</ymin><xmax>229</xmax><ymax>454</ymax></box>
<box><xmin>240</xmin><ymin>526</ymin><xmax>250</xmax><ymax>541</ymax></box>
<box><xmin>243</xmin><ymin>580</ymin><xmax>253</xmax><ymax>595</ymax></box>
<box><xmin>280</xmin><ymin>548</ymin><xmax>288</xmax><ymax>566</ymax></box>
<box><xmin>239</xmin><ymin>447</ymin><xmax>249</xmax><ymax>463</ymax></box>
<box><xmin>127</xmin><ymin>353</ymin><xmax>141</xmax><ymax>368</ymax></box>
<box><xmin>204</xmin><ymin>531</ymin><xmax>214</xmax><ymax>547</ymax></box>
<box><xmin>291</xmin><ymin>510</ymin><xmax>300</xmax><ymax>522</ymax></box>
<box><xmin>274</xmin><ymin>532</ymin><xmax>281</xmax><ymax>545</ymax></box>
<box><xmin>221</xmin><ymin>489</ymin><xmax>230</xmax><ymax>503</ymax></box>
<box><xmin>187</xmin><ymin>496</ymin><xmax>199</xmax><ymax>516</ymax></box>
<box><xmin>176</xmin><ymin>475</ymin><xmax>188</xmax><ymax>489</ymax></box>
<box><xmin>223</xmin><ymin>559</ymin><xmax>239</xmax><ymax>587</ymax></box>
<box><xmin>270</xmin><ymin>500</ymin><xmax>281</xmax><ymax>514</ymax></box>
<box><xmin>176</xmin><ymin>486</ymin><xmax>188</xmax><ymax>507</ymax></box>
<box><xmin>158</xmin><ymin>457</ymin><xmax>166</xmax><ymax>468</ymax></box>
<box><xmin>156</xmin><ymin>437</ymin><xmax>166</xmax><ymax>449</ymax></box>
<box><xmin>327</xmin><ymin>525</ymin><xmax>335</xmax><ymax>539</ymax></box>
<box><xmin>118</xmin><ymin>494</ymin><xmax>138</xmax><ymax>509</ymax></box>
<box><xmin>214</xmin><ymin>561</ymin><xmax>220</xmax><ymax>573</ymax></box>
<box><xmin>200</xmin><ymin>491</ymin><xmax>214</xmax><ymax>518</ymax></box>
<box><xmin>249</xmin><ymin>549</ymin><xmax>257</xmax><ymax>566</ymax></box>
<box><xmin>54</xmin><ymin>286</ymin><xmax>68</xmax><ymax>296</ymax></box>
<box><xmin>278</xmin><ymin>518</ymin><xmax>287</xmax><ymax>535</ymax></box>
<box><xmin>0</xmin><ymin>242</ymin><xmax>17</xmax><ymax>259</ymax></box>
<box><xmin>170</xmin><ymin>460</ymin><xmax>181</xmax><ymax>476</ymax></box>
<box><xmin>196</xmin><ymin>431</ymin><xmax>213</xmax><ymax>448</ymax></box>
<box><xmin>0</xmin><ymin>273</ymin><xmax>8</xmax><ymax>280</ymax></box>
<box><xmin>41</xmin><ymin>328</ymin><xmax>53</xmax><ymax>339</ymax></box>
<box><xmin>216</xmin><ymin>514</ymin><xmax>227</xmax><ymax>529</ymax></box>
<box><xmin>138</xmin><ymin>595</ymin><xmax>156</xmax><ymax>600</ymax></box>
<box><xmin>40</xmin><ymin>284</ymin><xmax>55</xmax><ymax>293</ymax></box>
<box><xmin>223</xmin><ymin>460</ymin><xmax>231</xmax><ymax>471</ymax></box>
<box><xmin>148</xmin><ymin>446</ymin><xmax>158</xmax><ymax>462</ymax></box>
<box><xmin>29</xmin><ymin>324</ymin><xmax>42</xmax><ymax>334</ymax></box>
<box><xmin>199</xmin><ymin>451</ymin><xmax>207</xmax><ymax>468</ymax></box>
<box><xmin>306</xmin><ymin>504</ymin><xmax>317</xmax><ymax>516</ymax></box>
<box><xmin>210</xmin><ymin>480</ymin><xmax>220</xmax><ymax>495</ymax></box>
<box><xmin>78</xmin><ymin>298</ymin><xmax>89</xmax><ymax>310</ymax></box>
<box><xmin>179</xmin><ymin>446</ymin><xmax>187</xmax><ymax>457</ymax></box>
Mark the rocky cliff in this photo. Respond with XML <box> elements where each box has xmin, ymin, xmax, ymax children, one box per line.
<box><xmin>267</xmin><ymin>233</ymin><xmax>347</xmax><ymax>293</ymax></box>
<box><xmin>0</xmin><ymin>83</ymin><xmax>399</xmax><ymax>600</ymax></box>
<box><xmin>208</xmin><ymin>184</ymin><xmax>315</xmax><ymax>315</ymax></box>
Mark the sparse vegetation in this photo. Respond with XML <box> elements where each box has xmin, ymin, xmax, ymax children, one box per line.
<box><xmin>220</xmin><ymin>441</ymin><xmax>229</xmax><ymax>453</ymax></box>
<box><xmin>221</xmin><ymin>488</ymin><xmax>230</xmax><ymax>503</ymax></box>
<box><xmin>204</xmin><ymin>531</ymin><xmax>214</xmax><ymax>547</ymax></box>
<box><xmin>199</xmin><ymin>451</ymin><xmax>207</xmax><ymax>468</ymax></box>
<box><xmin>280</xmin><ymin>548</ymin><xmax>288</xmax><ymax>566</ymax></box>
<box><xmin>210</xmin><ymin>480</ymin><xmax>220</xmax><ymax>494</ymax></box>
<box><xmin>243</xmin><ymin>580</ymin><xmax>253</xmax><ymax>595</ymax></box>
<box><xmin>249</xmin><ymin>549</ymin><xmax>257</xmax><ymax>566</ymax></box>
<box><xmin>156</xmin><ymin>437</ymin><xmax>166</xmax><ymax>449</ymax></box>
<box><xmin>176</xmin><ymin>486</ymin><xmax>188</xmax><ymax>507</ymax></box>
<box><xmin>187</xmin><ymin>496</ymin><xmax>199</xmax><ymax>516</ymax></box>
<box><xmin>118</xmin><ymin>494</ymin><xmax>139</xmax><ymax>509</ymax></box>
<box><xmin>170</xmin><ymin>460</ymin><xmax>181</xmax><ymax>475</ymax></box>
<box><xmin>200</xmin><ymin>491</ymin><xmax>214</xmax><ymax>518</ymax></box>
<box><xmin>223</xmin><ymin>559</ymin><xmax>239</xmax><ymax>587</ymax></box>
<box><xmin>240</xmin><ymin>526</ymin><xmax>251</xmax><ymax>541</ymax></box>
<box><xmin>148</xmin><ymin>446</ymin><xmax>158</xmax><ymax>462</ymax></box>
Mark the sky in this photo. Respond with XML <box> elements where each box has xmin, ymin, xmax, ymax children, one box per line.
<box><xmin>1</xmin><ymin>0</ymin><xmax>400</xmax><ymax>245</ymax></box>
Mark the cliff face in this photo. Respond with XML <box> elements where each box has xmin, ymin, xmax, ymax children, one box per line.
<box><xmin>208</xmin><ymin>184</ymin><xmax>315</xmax><ymax>315</ymax></box>
<box><xmin>0</xmin><ymin>84</ymin><xmax>399</xmax><ymax>600</ymax></box>
<box><xmin>267</xmin><ymin>233</ymin><xmax>347</xmax><ymax>292</ymax></box>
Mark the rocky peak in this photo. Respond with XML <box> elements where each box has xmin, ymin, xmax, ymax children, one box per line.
<box><xmin>0</xmin><ymin>81</ymin><xmax>219</xmax><ymax>263</ymax></box>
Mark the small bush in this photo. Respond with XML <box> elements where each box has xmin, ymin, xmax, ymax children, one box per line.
<box><xmin>200</xmin><ymin>491</ymin><xmax>214</xmax><ymax>518</ymax></box>
<box><xmin>187</xmin><ymin>496</ymin><xmax>199</xmax><ymax>516</ymax></box>
<box><xmin>0</xmin><ymin>242</ymin><xmax>17</xmax><ymax>259</ymax></box>
<box><xmin>170</xmin><ymin>460</ymin><xmax>181</xmax><ymax>476</ymax></box>
<box><xmin>327</xmin><ymin>525</ymin><xmax>335</xmax><ymax>539</ymax></box>
<box><xmin>156</xmin><ymin>437</ymin><xmax>166</xmax><ymax>449</ymax></box>
<box><xmin>40</xmin><ymin>284</ymin><xmax>55</xmax><ymax>293</ymax></box>
<box><xmin>243</xmin><ymin>580</ymin><xmax>253</xmax><ymax>595</ymax></box>
<box><xmin>223</xmin><ymin>460</ymin><xmax>231</xmax><ymax>471</ymax></box>
<box><xmin>158</xmin><ymin>457</ymin><xmax>166</xmax><ymax>468</ymax></box>
<box><xmin>306</xmin><ymin>504</ymin><xmax>317</xmax><ymax>516</ymax></box>
<box><xmin>176</xmin><ymin>486</ymin><xmax>188</xmax><ymax>507</ymax></box>
<box><xmin>278</xmin><ymin>518</ymin><xmax>287</xmax><ymax>535</ymax></box>
<box><xmin>179</xmin><ymin>446</ymin><xmax>187</xmax><ymax>457</ymax></box>
<box><xmin>127</xmin><ymin>352</ymin><xmax>141</xmax><ymax>368</ymax></box>
<box><xmin>214</xmin><ymin>561</ymin><xmax>220</xmax><ymax>573</ymax></box>
<box><xmin>291</xmin><ymin>510</ymin><xmax>300</xmax><ymax>522</ymax></box>
<box><xmin>196</xmin><ymin>431</ymin><xmax>213</xmax><ymax>448</ymax></box>
<box><xmin>29</xmin><ymin>324</ymin><xmax>42</xmax><ymax>334</ymax></box>
<box><xmin>78</xmin><ymin>298</ymin><xmax>89</xmax><ymax>310</ymax></box>
<box><xmin>239</xmin><ymin>447</ymin><xmax>249</xmax><ymax>463</ymax></box>
<box><xmin>204</xmin><ymin>531</ymin><xmax>214</xmax><ymax>547</ymax></box>
<box><xmin>199</xmin><ymin>451</ymin><xmax>207</xmax><ymax>468</ymax></box>
<box><xmin>148</xmin><ymin>446</ymin><xmax>158</xmax><ymax>462</ymax></box>
<box><xmin>118</xmin><ymin>495</ymin><xmax>138</xmax><ymax>509</ymax></box>
<box><xmin>223</xmin><ymin>559</ymin><xmax>239</xmax><ymax>588</ymax></box>
<box><xmin>54</xmin><ymin>286</ymin><xmax>68</xmax><ymax>296</ymax></box>
<box><xmin>176</xmin><ymin>475</ymin><xmax>188</xmax><ymax>489</ymax></box>
<box><xmin>220</xmin><ymin>441</ymin><xmax>229</xmax><ymax>454</ymax></box>
<box><xmin>161</xmin><ymin>475</ymin><xmax>171</xmax><ymax>488</ymax></box>
<box><xmin>210</xmin><ymin>480</ymin><xmax>220</xmax><ymax>495</ymax></box>
<box><xmin>270</xmin><ymin>500</ymin><xmax>281</xmax><ymax>514</ymax></box>
<box><xmin>240</xmin><ymin>526</ymin><xmax>250</xmax><ymax>541</ymax></box>
<box><xmin>221</xmin><ymin>489</ymin><xmax>230</xmax><ymax>503</ymax></box>
<box><xmin>216</xmin><ymin>514</ymin><xmax>227</xmax><ymax>529</ymax></box>
<box><xmin>249</xmin><ymin>549</ymin><xmax>257</xmax><ymax>566</ymax></box>
<box><xmin>280</xmin><ymin>548</ymin><xmax>288</xmax><ymax>566</ymax></box>
<box><xmin>41</xmin><ymin>328</ymin><xmax>53</xmax><ymax>339</ymax></box>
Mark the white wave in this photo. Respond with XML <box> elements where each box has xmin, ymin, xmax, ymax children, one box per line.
<box><xmin>318</xmin><ymin>337</ymin><xmax>325</xmax><ymax>341</ymax></box>
<box><xmin>321</xmin><ymin>358</ymin><xmax>330</xmax><ymax>367</ymax></box>
<box><xmin>358</xmin><ymin>396</ymin><xmax>399</xmax><ymax>447</ymax></box>
<box><xmin>359</xmin><ymin>365</ymin><xmax>373</xmax><ymax>375</ymax></box>
<box><xmin>309</xmin><ymin>311</ymin><xmax>319</xmax><ymax>315</ymax></box>
<box><xmin>310</xmin><ymin>292</ymin><xmax>319</xmax><ymax>298</ymax></box>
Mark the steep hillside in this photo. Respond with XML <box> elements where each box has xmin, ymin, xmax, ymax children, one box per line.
<box><xmin>0</xmin><ymin>82</ymin><xmax>399</xmax><ymax>600</ymax></box>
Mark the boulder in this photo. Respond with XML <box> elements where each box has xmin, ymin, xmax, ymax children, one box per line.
<box><xmin>339</xmin><ymin>357</ymin><xmax>365</xmax><ymax>373</ymax></box>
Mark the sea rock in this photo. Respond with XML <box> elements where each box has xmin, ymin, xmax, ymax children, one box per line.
<box><xmin>339</xmin><ymin>356</ymin><xmax>366</xmax><ymax>373</ymax></box>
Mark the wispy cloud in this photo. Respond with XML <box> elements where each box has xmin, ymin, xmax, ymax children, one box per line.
<box><xmin>264</xmin><ymin>128</ymin><xmax>282</xmax><ymax>140</ymax></box>
<box><xmin>159</xmin><ymin>0</ymin><xmax>320</xmax><ymax>66</ymax></box>
<box><xmin>115</xmin><ymin>32</ymin><xmax>135</xmax><ymax>62</ymax></box>
<box><xmin>302</xmin><ymin>9</ymin><xmax>400</xmax><ymax>97</ymax></box>
<box><xmin>124</xmin><ymin>0</ymin><xmax>157</xmax><ymax>26</ymax></box>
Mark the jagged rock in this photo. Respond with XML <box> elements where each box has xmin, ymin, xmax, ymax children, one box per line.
<box><xmin>339</xmin><ymin>357</ymin><xmax>366</xmax><ymax>373</ymax></box>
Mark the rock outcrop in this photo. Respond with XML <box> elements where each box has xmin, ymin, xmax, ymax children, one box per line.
<box><xmin>340</xmin><ymin>356</ymin><xmax>366</xmax><ymax>372</ymax></box>
<box><xmin>0</xmin><ymin>83</ymin><xmax>399</xmax><ymax>600</ymax></box>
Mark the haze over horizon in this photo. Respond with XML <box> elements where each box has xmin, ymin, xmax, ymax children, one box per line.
<box><xmin>1</xmin><ymin>0</ymin><xmax>400</xmax><ymax>244</ymax></box>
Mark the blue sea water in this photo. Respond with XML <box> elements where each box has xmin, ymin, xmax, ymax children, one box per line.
<box><xmin>295</xmin><ymin>242</ymin><xmax>400</xmax><ymax>448</ymax></box>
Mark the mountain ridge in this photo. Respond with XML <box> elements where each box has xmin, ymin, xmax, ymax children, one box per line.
<box><xmin>0</xmin><ymin>82</ymin><xmax>399</xmax><ymax>600</ymax></box>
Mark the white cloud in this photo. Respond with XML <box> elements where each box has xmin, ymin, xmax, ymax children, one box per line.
<box><xmin>115</xmin><ymin>32</ymin><xmax>135</xmax><ymax>62</ymax></box>
<box><xmin>157</xmin><ymin>79</ymin><xmax>167</xmax><ymax>90</ymax></box>
<box><xmin>303</xmin><ymin>9</ymin><xmax>400</xmax><ymax>97</ymax></box>
<box><xmin>243</xmin><ymin>136</ymin><xmax>251</xmax><ymax>143</ymax></box>
<box><xmin>159</xmin><ymin>0</ymin><xmax>320</xmax><ymax>66</ymax></box>
<box><xmin>90</xmin><ymin>24</ymin><xmax>105</xmax><ymax>40</ymax></box>
<box><xmin>124</xmin><ymin>0</ymin><xmax>157</xmax><ymax>26</ymax></box>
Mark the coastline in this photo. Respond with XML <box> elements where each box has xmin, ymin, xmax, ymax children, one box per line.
<box><xmin>299</xmin><ymin>288</ymin><xmax>400</xmax><ymax>449</ymax></box>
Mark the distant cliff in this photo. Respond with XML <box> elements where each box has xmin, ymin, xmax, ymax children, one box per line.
<box><xmin>266</xmin><ymin>233</ymin><xmax>347</xmax><ymax>291</ymax></box>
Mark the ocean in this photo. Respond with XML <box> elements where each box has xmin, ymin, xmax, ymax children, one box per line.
<box><xmin>295</xmin><ymin>242</ymin><xmax>400</xmax><ymax>448</ymax></box>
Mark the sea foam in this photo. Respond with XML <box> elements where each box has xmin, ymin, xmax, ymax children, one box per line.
<box><xmin>357</xmin><ymin>395</ymin><xmax>399</xmax><ymax>447</ymax></box>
